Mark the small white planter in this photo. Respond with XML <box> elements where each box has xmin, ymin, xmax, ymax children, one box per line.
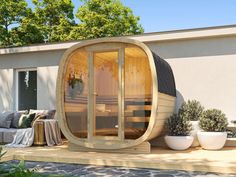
<box><xmin>190</xmin><ymin>121</ymin><xmax>200</xmax><ymax>147</ymax></box>
<box><xmin>197</xmin><ymin>131</ymin><xmax>227</xmax><ymax>150</ymax></box>
<box><xmin>164</xmin><ymin>136</ymin><xmax>194</xmax><ymax>150</ymax></box>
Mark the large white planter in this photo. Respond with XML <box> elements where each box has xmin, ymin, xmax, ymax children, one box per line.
<box><xmin>164</xmin><ymin>136</ymin><xmax>194</xmax><ymax>150</ymax></box>
<box><xmin>197</xmin><ymin>131</ymin><xmax>227</xmax><ymax>150</ymax></box>
<box><xmin>190</xmin><ymin>121</ymin><xmax>200</xmax><ymax>147</ymax></box>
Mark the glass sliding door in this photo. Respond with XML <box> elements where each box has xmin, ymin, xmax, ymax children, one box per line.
<box><xmin>17</xmin><ymin>69</ymin><xmax>37</xmax><ymax>110</ymax></box>
<box><xmin>92</xmin><ymin>51</ymin><xmax>119</xmax><ymax>137</ymax></box>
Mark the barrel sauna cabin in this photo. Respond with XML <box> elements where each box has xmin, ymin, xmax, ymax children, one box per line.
<box><xmin>56</xmin><ymin>38</ymin><xmax>176</xmax><ymax>153</ymax></box>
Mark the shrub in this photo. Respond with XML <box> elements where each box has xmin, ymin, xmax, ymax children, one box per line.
<box><xmin>179</xmin><ymin>100</ymin><xmax>204</xmax><ymax>121</ymax></box>
<box><xmin>227</xmin><ymin>129</ymin><xmax>236</xmax><ymax>138</ymax></box>
<box><xmin>166</xmin><ymin>113</ymin><xmax>192</xmax><ymax>136</ymax></box>
<box><xmin>199</xmin><ymin>109</ymin><xmax>228</xmax><ymax>132</ymax></box>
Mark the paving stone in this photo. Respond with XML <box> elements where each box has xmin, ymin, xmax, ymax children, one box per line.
<box><xmin>153</xmin><ymin>174</ymin><xmax>174</xmax><ymax>177</ymax></box>
<box><xmin>2</xmin><ymin>160</ymin><xmax>236</xmax><ymax>177</ymax></box>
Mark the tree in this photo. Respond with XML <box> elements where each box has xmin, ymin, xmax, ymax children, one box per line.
<box><xmin>0</xmin><ymin>0</ymin><xmax>29</xmax><ymax>47</ymax></box>
<box><xmin>11</xmin><ymin>15</ymin><xmax>45</xmax><ymax>46</ymax></box>
<box><xmin>32</xmin><ymin>0</ymin><xmax>75</xmax><ymax>42</ymax></box>
<box><xmin>0</xmin><ymin>0</ymin><xmax>144</xmax><ymax>47</ymax></box>
<box><xmin>70</xmin><ymin>0</ymin><xmax>144</xmax><ymax>40</ymax></box>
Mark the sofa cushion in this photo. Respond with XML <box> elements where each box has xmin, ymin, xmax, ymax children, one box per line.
<box><xmin>0</xmin><ymin>131</ymin><xmax>3</xmax><ymax>143</ymax></box>
<box><xmin>2</xmin><ymin>128</ymin><xmax>17</xmax><ymax>143</ymax></box>
<box><xmin>18</xmin><ymin>113</ymin><xmax>36</xmax><ymax>128</ymax></box>
<box><xmin>11</xmin><ymin>110</ymin><xmax>28</xmax><ymax>128</ymax></box>
<box><xmin>0</xmin><ymin>128</ymin><xmax>17</xmax><ymax>143</ymax></box>
<box><xmin>29</xmin><ymin>109</ymin><xmax>47</xmax><ymax>116</ymax></box>
<box><xmin>0</xmin><ymin>112</ymin><xmax>14</xmax><ymax>128</ymax></box>
<box><xmin>29</xmin><ymin>109</ymin><xmax>56</xmax><ymax>119</ymax></box>
<box><xmin>46</xmin><ymin>110</ymin><xmax>56</xmax><ymax>119</ymax></box>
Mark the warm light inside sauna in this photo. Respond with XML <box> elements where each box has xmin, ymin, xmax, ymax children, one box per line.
<box><xmin>63</xmin><ymin>43</ymin><xmax>152</xmax><ymax>140</ymax></box>
<box><xmin>94</xmin><ymin>51</ymin><xmax>119</xmax><ymax>137</ymax></box>
<box><xmin>124</xmin><ymin>45</ymin><xmax>152</xmax><ymax>139</ymax></box>
<box><xmin>64</xmin><ymin>48</ymin><xmax>88</xmax><ymax>138</ymax></box>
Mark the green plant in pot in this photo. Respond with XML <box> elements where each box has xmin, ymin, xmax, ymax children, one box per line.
<box><xmin>197</xmin><ymin>109</ymin><xmax>228</xmax><ymax>150</ymax></box>
<box><xmin>164</xmin><ymin>113</ymin><xmax>193</xmax><ymax>150</ymax></box>
<box><xmin>179</xmin><ymin>100</ymin><xmax>204</xmax><ymax>147</ymax></box>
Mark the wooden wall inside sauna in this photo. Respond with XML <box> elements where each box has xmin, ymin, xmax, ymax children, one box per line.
<box><xmin>92</xmin><ymin>45</ymin><xmax>152</xmax><ymax>98</ymax></box>
<box><xmin>64</xmin><ymin>44</ymin><xmax>153</xmax><ymax>109</ymax></box>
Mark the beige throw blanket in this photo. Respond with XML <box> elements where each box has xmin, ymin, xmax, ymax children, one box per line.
<box><xmin>5</xmin><ymin>128</ymin><xmax>34</xmax><ymax>148</ymax></box>
<box><xmin>44</xmin><ymin>120</ymin><xmax>63</xmax><ymax>146</ymax></box>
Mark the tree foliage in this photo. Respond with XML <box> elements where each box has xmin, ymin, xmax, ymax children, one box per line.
<box><xmin>0</xmin><ymin>0</ymin><xmax>29</xmax><ymax>47</ymax></box>
<box><xmin>0</xmin><ymin>0</ymin><xmax>144</xmax><ymax>47</ymax></box>
<box><xmin>32</xmin><ymin>0</ymin><xmax>75</xmax><ymax>42</ymax></box>
<box><xmin>11</xmin><ymin>15</ymin><xmax>45</xmax><ymax>46</ymax></box>
<box><xmin>70</xmin><ymin>0</ymin><xmax>144</xmax><ymax>40</ymax></box>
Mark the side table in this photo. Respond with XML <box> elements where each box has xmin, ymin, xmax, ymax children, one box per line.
<box><xmin>33</xmin><ymin>119</ymin><xmax>63</xmax><ymax>146</ymax></box>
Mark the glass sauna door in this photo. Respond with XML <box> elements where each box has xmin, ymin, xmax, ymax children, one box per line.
<box><xmin>90</xmin><ymin>51</ymin><xmax>120</xmax><ymax>139</ymax></box>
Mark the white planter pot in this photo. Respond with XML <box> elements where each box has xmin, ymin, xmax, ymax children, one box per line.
<box><xmin>197</xmin><ymin>131</ymin><xmax>227</xmax><ymax>150</ymax></box>
<box><xmin>164</xmin><ymin>136</ymin><xmax>194</xmax><ymax>150</ymax></box>
<box><xmin>190</xmin><ymin>121</ymin><xmax>200</xmax><ymax>147</ymax></box>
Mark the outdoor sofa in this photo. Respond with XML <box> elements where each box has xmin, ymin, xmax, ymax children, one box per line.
<box><xmin>0</xmin><ymin>109</ymin><xmax>56</xmax><ymax>144</ymax></box>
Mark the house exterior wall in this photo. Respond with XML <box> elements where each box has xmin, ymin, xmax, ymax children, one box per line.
<box><xmin>37</xmin><ymin>66</ymin><xmax>58</xmax><ymax>110</ymax></box>
<box><xmin>0</xmin><ymin>69</ymin><xmax>14</xmax><ymax>111</ymax></box>
<box><xmin>146</xmin><ymin>36</ymin><xmax>236</xmax><ymax>121</ymax></box>
<box><xmin>0</xmin><ymin>28</ymin><xmax>235</xmax><ymax>121</ymax></box>
<box><xmin>0</xmin><ymin>50</ymin><xmax>64</xmax><ymax>69</ymax></box>
<box><xmin>0</xmin><ymin>50</ymin><xmax>64</xmax><ymax>111</ymax></box>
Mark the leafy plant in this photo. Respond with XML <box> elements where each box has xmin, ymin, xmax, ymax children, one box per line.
<box><xmin>5</xmin><ymin>160</ymin><xmax>38</xmax><ymax>177</ymax></box>
<box><xmin>166</xmin><ymin>113</ymin><xmax>193</xmax><ymax>136</ymax></box>
<box><xmin>0</xmin><ymin>146</ymin><xmax>6</xmax><ymax>160</ymax></box>
<box><xmin>199</xmin><ymin>109</ymin><xmax>228</xmax><ymax>132</ymax></box>
<box><xmin>179</xmin><ymin>100</ymin><xmax>204</xmax><ymax>121</ymax></box>
<box><xmin>1</xmin><ymin>152</ymin><xmax>38</xmax><ymax>177</ymax></box>
<box><xmin>227</xmin><ymin>129</ymin><xmax>236</xmax><ymax>138</ymax></box>
<box><xmin>0</xmin><ymin>147</ymin><xmax>71</xmax><ymax>177</ymax></box>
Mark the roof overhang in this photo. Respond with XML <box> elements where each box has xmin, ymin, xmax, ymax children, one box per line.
<box><xmin>1</xmin><ymin>24</ymin><xmax>236</xmax><ymax>55</ymax></box>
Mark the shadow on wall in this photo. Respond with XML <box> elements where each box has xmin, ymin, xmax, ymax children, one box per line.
<box><xmin>0</xmin><ymin>70</ymin><xmax>13</xmax><ymax>111</ymax></box>
<box><xmin>37</xmin><ymin>67</ymin><xmax>57</xmax><ymax>110</ymax></box>
<box><xmin>175</xmin><ymin>90</ymin><xmax>185</xmax><ymax>113</ymax></box>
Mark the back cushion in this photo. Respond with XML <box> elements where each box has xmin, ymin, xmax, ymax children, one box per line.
<box><xmin>18</xmin><ymin>113</ymin><xmax>36</xmax><ymax>129</ymax></box>
<box><xmin>0</xmin><ymin>112</ymin><xmax>14</xmax><ymax>129</ymax></box>
<box><xmin>29</xmin><ymin>109</ymin><xmax>56</xmax><ymax>119</ymax></box>
<box><xmin>29</xmin><ymin>109</ymin><xmax>47</xmax><ymax>118</ymax></box>
<box><xmin>46</xmin><ymin>110</ymin><xmax>56</xmax><ymax>119</ymax></box>
<box><xmin>11</xmin><ymin>110</ymin><xmax>28</xmax><ymax>128</ymax></box>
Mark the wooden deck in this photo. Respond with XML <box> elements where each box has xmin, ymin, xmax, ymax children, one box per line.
<box><xmin>2</xmin><ymin>143</ymin><xmax>236</xmax><ymax>174</ymax></box>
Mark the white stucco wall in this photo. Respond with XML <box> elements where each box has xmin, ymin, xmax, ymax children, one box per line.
<box><xmin>0</xmin><ymin>69</ymin><xmax>14</xmax><ymax>111</ymax></box>
<box><xmin>0</xmin><ymin>50</ymin><xmax>64</xmax><ymax>69</ymax></box>
<box><xmin>0</xmin><ymin>50</ymin><xmax>64</xmax><ymax>111</ymax></box>
<box><xmin>147</xmin><ymin>36</ymin><xmax>236</xmax><ymax>121</ymax></box>
<box><xmin>37</xmin><ymin>66</ymin><xmax>58</xmax><ymax>110</ymax></box>
<box><xmin>168</xmin><ymin>55</ymin><xmax>236</xmax><ymax>121</ymax></box>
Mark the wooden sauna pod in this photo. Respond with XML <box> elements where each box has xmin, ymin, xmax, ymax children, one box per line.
<box><xmin>56</xmin><ymin>37</ymin><xmax>176</xmax><ymax>152</ymax></box>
